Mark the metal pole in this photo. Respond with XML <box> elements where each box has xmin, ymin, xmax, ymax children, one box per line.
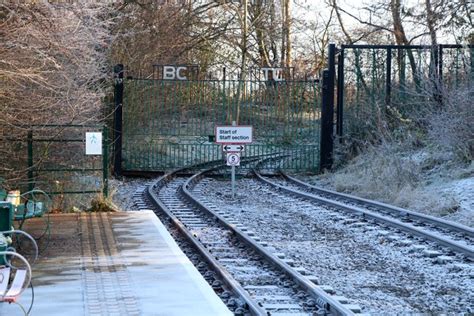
<box><xmin>27</xmin><ymin>130</ymin><xmax>34</xmax><ymax>192</ymax></box>
<box><xmin>336</xmin><ymin>48</ymin><xmax>344</xmax><ymax>138</ymax></box>
<box><xmin>398</xmin><ymin>48</ymin><xmax>406</xmax><ymax>101</ymax></box>
<box><xmin>438</xmin><ymin>44</ymin><xmax>443</xmax><ymax>82</ymax></box>
<box><xmin>437</xmin><ymin>45</ymin><xmax>443</xmax><ymax>106</ymax></box>
<box><xmin>231</xmin><ymin>121</ymin><xmax>236</xmax><ymax>199</ymax></box>
<box><xmin>319</xmin><ymin>44</ymin><xmax>335</xmax><ymax>171</ymax></box>
<box><xmin>113</xmin><ymin>64</ymin><xmax>124</xmax><ymax>177</ymax></box>
<box><xmin>385</xmin><ymin>48</ymin><xmax>392</xmax><ymax>107</ymax></box>
<box><xmin>231</xmin><ymin>165</ymin><xmax>236</xmax><ymax>199</ymax></box>
<box><xmin>102</xmin><ymin>126</ymin><xmax>109</xmax><ymax>198</ymax></box>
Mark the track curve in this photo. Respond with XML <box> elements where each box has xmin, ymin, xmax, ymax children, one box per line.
<box><xmin>146</xmin><ymin>158</ymin><xmax>358</xmax><ymax>316</ymax></box>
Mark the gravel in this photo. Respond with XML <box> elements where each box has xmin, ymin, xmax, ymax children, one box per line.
<box><xmin>109</xmin><ymin>177</ymin><xmax>151</xmax><ymax>211</ymax></box>
<box><xmin>109</xmin><ymin>175</ymin><xmax>474</xmax><ymax>314</ymax></box>
<box><xmin>195</xmin><ymin>177</ymin><xmax>474</xmax><ymax>314</ymax></box>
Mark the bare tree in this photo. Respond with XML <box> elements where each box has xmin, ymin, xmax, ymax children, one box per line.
<box><xmin>281</xmin><ymin>0</ymin><xmax>292</xmax><ymax>68</ymax></box>
<box><xmin>0</xmin><ymin>2</ymin><xmax>113</xmax><ymax>183</ymax></box>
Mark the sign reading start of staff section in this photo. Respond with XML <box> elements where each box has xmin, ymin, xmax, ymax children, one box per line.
<box><xmin>215</xmin><ymin>126</ymin><xmax>253</xmax><ymax>144</ymax></box>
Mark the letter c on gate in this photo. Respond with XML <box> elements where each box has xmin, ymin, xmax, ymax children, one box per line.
<box><xmin>176</xmin><ymin>67</ymin><xmax>187</xmax><ymax>80</ymax></box>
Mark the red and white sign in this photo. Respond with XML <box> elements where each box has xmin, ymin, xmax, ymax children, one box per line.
<box><xmin>226</xmin><ymin>153</ymin><xmax>241</xmax><ymax>166</ymax></box>
<box><xmin>215</xmin><ymin>126</ymin><xmax>253</xmax><ymax>144</ymax></box>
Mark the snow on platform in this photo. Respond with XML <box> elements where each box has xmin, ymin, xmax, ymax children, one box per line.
<box><xmin>0</xmin><ymin>211</ymin><xmax>231</xmax><ymax>316</ymax></box>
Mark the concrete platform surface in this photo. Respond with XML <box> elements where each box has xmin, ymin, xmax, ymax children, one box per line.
<box><xmin>0</xmin><ymin>211</ymin><xmax>232</xmax><ymax>316</ymax></box>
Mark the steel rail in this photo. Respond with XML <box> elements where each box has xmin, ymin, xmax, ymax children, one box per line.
<box><xmin>252</xmin><ymin>167</ymin><xmax>474</xmax><ymax>260</ymax></box>
<box><xmin>281</xmin><ymin>172</ymin><xmax>474</xmax><ymax>238</ymax></box>
<box><xmin>147</xmin><ymin>165</ymin><xmax>267</xmax><ymax>315</ymax></box>
<box><xmin>182</xmin><ymin>163</ymin><xmax>356</xmax><ymax>316</ymax></box>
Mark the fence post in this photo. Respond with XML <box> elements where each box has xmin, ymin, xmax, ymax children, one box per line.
<box><xmin>438</xmin><ymin>44</ymin><xmax>443</xmax><ymax>82</ymax></box>
<box><xmin>471</xmin><ymin>46</ymin><xmax>474</xmax><ymax>85</ymax></box>
<box><xmin>27</xmin><ymin>130</ymin><xmax>34</xmax><ymax>192</ymax></box>
<box><xmin>113</xmin><ymin>64</ymin><xmax>124</xmax><ymax>177</ymax></box>
<box><xmin>436</xmin><ymin>44</ymin><xmax>444</xmax><ymax>105</ymax></box>
<box><xmin>336</xmin><ymin>47</ymin><xmax>344</xmax><ymax>138</ymax></box>
<box><xmin>320</xmin><ymin>44</ymin><xmax>336</xmax><ymax>171</ymax></box>
<box><xmin>385</xmin><ymin>48</ymin><xmax>392</xmax><ymax>107</ymax></box>
<box><xmin>102</xmin><ymin>125</ymin><xmax>109</xmax><ymax>198</ymax></box>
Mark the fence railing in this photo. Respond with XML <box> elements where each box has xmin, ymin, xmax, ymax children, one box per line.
<box><xmin>335</xmin><ymin>44</ymin><xmax>474</xmax><ymax>140</ymax></box>
<box><xmin>119</xmin><ymin>77</ymin><xmax>322</xmax><ymax>172</ymax></box>
<box><xmin>0</xmin><ymin>125</ymin><xmax>109</xmax><ymax>210</ymax></box>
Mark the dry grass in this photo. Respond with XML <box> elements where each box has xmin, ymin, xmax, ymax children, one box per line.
<box><xmin>324</xmin><ymin>84</ymin><xmax>474</xmax><ymax>222</ymax></box>
<box><xmin>327</xmin><ymin>144</ymin><xmax>472</xmax><ymax>218</ymax></box>
<box><xmin>87</xmin><ymin>195</ymin><xmax>118</xmax><ymax>213</ymax></box>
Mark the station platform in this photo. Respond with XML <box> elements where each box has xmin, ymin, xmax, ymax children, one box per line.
<box><xmin>1</xmin><ymin>211</ymin><xmax>232</xmax><ymax>316</ymax></box>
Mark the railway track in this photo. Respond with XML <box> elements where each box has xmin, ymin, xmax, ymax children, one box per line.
<box><xmin>252</xmin><ymin>160</ymin><xmax>474</xmax><ymax>262</ymax></box>
<box><xmin>140</xmin><ymin>159</ymin><xmax>359</xmax><ymax>316</ymax></box>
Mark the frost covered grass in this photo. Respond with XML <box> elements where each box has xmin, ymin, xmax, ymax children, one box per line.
<box><xmin>314</xmin><ymin>84</ymin><xmax>474</xmax><ymax>226</ymax></box>
<box><xmin>319</xmin><ymin>145</ymin><xmax>473</xmax><ymax>225</ymax></box>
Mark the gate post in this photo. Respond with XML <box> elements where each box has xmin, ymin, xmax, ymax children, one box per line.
<box><xmin>113</xmin><ymin>64</ymin><xmax>124</xmax><ymax>177</ymax></box>
<box><xmin>27</xmin><ymin>130</ymin><xmax>34</xmax><ymax>192</ymax></box>
<box><xmin>320</xmin><ymin>44</ymin><xmax>336</xmax><ymax>171</ymax></box>
<box><xmin>336</xmin><ymin>47</ymin><xmax>344</xmax><ymax>138</ymax></box>
<box><xmin>385</xmin><ymin>47</ymin><xmax>392</xmax><ymax>107</ymax></box>
<box><xmin>102</xmin><ymin>125</ymin><xmax>109</xmax><ymax>198</ymax></box>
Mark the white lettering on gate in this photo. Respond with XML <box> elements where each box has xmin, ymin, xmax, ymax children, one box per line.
<box><xmin>262</xmin><ymin>68</ymin><xmax>284</xmax><ymax>81</ymax></box>
<box><xmin>176</xmin><ymin>66</ymin><xmax>187</xmax><ymax>80</ymax></box>
<box><xmin>163</xmin><ymin>66</ymin><xmax>188</xmax><ymax>80</ymax></box>
<box><xmin>163</xmin><ymin>66</ymin><xmax>176</xmax><ymax>80</ymax></box>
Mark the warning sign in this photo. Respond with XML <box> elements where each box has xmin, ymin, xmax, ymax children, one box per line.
<box><xmin>215</xmin><ymin>126</ymin><xmax>253</xmax><ymax>144</ymax></box>
<box><xmin>226</xmin><ymin>153</ymin><xmax>241</xmax><ymax>166</ymax></box>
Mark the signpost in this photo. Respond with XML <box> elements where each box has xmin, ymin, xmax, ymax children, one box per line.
<box><xmin>216</xmin><ymin>123</ymin><xmax>253</xmax><ymax>198</ymax></box>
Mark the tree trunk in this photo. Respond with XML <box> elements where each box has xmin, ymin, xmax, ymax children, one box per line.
<box><xmin>281</xmin><ymin>0</ymin><xmax>286</xmax><ymax>68</ymax></box>
<box><xmin>236</xmin><ymin>0</ymin><xmax>249</xmax><ymax>123</ymax></box>
<box><xmin>425</xmin><ymin>0</ymin><xmax>437</xmax><ymax>46</ymax></box>
<box><xmin>284</xmin><ymin>0</ymin><xmax>291</xmax><ymax>70</ymax></box>
<box><xmin>332</xmin><ymin>0</ymin><xmax>369</xmax><ymax>93</ymax></box>
<box><xmin>269</xmin><ymin>0</ymin><xmax>278</xmax><ymax>65</ymax></box>
<box><xmin>254</xmin><ymin>0</ymin><xmax>270</xmax><ymax>67</ymax></box>
<box><xmin>390</xmin><ymin>0</ymin><xmax>418</xmax><ymax>86</ymax></box>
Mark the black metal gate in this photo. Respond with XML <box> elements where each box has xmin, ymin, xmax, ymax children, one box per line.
<box><xmin>334</xmin><ymin>44</ymin><xmax>473</xmax><ymax>140</ymax></box>
<box><xmin>114</xmin><ymin>67</ymin><xmax>324</xmax><ymax>173</ymax></box>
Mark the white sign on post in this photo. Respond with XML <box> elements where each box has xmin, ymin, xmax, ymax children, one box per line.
<box><xmin>222</xmin><ymin>144</ymin><xmax>245</xmax><ymax>152</ymax></box>
<box><xmin>85</xmin><ymin>132</ymin><xmax>102</xmax><ymax>155</ymax></box>
<box><xmin>215</xmin><ymin>126</ymin><xmax>253</xmax><ymax>144</ymax></box>
<box><xmin>226</xmin><ymin>153</ymin><xmax>241</xmax><ymax>166</ymax></box>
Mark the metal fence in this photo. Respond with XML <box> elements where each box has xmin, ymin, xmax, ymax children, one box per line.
<box><xmin>120</xmin><ymin>78</ymin><xmax>321</xmax><ymax>172</ymax></box>
<box><xmin>0</xmin><ymin>125</ymin><xmax>108</xmax><ymax>210</ymax></box>
<box><xmin>335</xmin><ymin>44</ymin><xmax>474</xmax><ymax>140</ymax></box>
